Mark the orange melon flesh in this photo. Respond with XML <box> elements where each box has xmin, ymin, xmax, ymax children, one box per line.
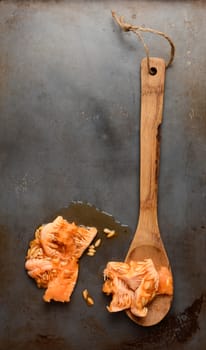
<box><xmin>25</xmin><ymin>216</ymin><xmax>97</xmax><ymax>302</ymax></box>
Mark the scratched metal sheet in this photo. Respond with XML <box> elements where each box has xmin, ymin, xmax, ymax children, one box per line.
<box><xmin>0</xmin><ymin>1</ymin><xmax>205</xmax><ymax>349</ymax></box>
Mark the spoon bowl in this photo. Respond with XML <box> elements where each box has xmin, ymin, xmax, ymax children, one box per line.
<box><xmin>125</xmin><ymin>244</ymin><xmax>173</xmax><ymax>326</ymax></box>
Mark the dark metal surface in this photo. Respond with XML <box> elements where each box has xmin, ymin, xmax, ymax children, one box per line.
<box><xmin>0</xmin><ymin>1</ymin><xmax>206</xmax><ymax>349</ymax></box>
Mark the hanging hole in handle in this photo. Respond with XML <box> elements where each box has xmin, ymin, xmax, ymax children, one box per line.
<box><xmin>149</xmin><ymin>67</ymin><xmax>157</xmax><ymax>75</ymax></box>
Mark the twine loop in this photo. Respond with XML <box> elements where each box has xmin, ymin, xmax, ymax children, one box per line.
<box><xmin>112</xmin><ymin>11</ymin><xmax>175</xmax><ymax>73</ymax></box>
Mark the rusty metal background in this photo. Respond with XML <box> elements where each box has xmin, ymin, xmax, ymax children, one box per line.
<box><xmin>0</xmin><ymin>1</ymin><xmax>206</xmax><ymax>349</ymax></box>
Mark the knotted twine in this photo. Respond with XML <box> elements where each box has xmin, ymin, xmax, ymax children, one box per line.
<box><xmin>112</xmin><ymin>11</ymin><xmax>175</xmax><ymax>73</ymax></box>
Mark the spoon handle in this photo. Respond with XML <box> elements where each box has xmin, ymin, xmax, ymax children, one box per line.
<box><xmin>138</xmin><ymin>57</ymin><xmax>166</xmax><ymax>233</ymax></box>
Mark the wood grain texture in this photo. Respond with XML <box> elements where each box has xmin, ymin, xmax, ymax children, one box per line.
<box><xmin>126</xmin><ymin>57</ymin><xmax>167</xmax><ymax>255</ymax></box>
<box><xmin>139</xmin><ymin>57</ymin><xmax>165</xmax><ymax>232</ymax></box>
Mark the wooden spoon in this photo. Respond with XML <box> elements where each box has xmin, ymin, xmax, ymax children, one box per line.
<box><xmin>125</xmin><ymin>57</ymin><xmax>173</xmax><ymax>326</ymax></box>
